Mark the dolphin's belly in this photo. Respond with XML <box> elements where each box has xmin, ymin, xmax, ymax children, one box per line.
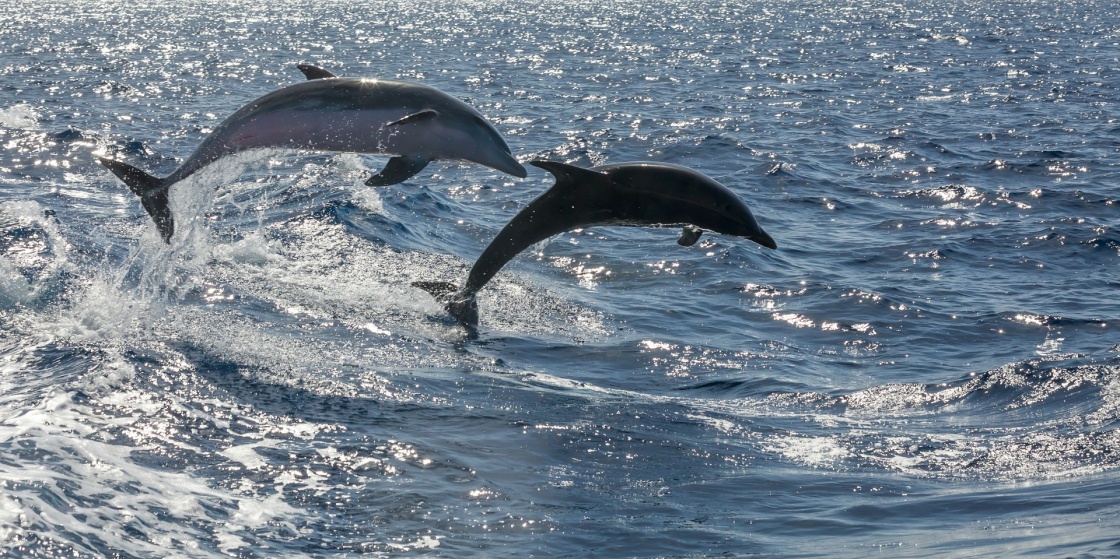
<box><xmin>171</xmin><ymin>109</ymin><xmax>403</xmax><ymax>178</ymax></box>
<box><xmin>224</xmin><ymin>110</ymin><xmax>405</xmax><ymax>155</ymax></box>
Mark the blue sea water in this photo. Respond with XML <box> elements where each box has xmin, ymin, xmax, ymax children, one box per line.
<box><xmin>2</xmin><ymin>0</ymin><xmax>1119</xmax><ymax>556</ymax></box>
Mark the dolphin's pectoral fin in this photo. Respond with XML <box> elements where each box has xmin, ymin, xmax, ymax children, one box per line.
<box><xmin>366</xmin><ymin>156</ymin><xmax>432</xmax><ymax>186</ymax></box>
<box><xmin>387</xmin><ymin>110</ymin><xmax>439</xmax><ymax>127</ymax></box>
<box><xmin>678</xmin><ymin>226</ymin><xmax>703</xmax><ymax>247</ymax></box>
<box><xmin>296</xmin><ymin>63</ymin><xmax>338</xmax><ymax>80</ymax></box>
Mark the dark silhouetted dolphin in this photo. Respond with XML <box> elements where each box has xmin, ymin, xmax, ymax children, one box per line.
<box><xmin>99</xmin><ymin>65</ymin><xmax>526</xmax><ymax>242</ymax></box>
<box><xmin>414</xmin><ymin>160</ymin><xmax>776</xmax><ymax>327</ymax></box>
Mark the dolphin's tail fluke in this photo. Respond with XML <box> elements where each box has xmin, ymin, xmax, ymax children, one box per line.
<box><xmin>98</xmin><ymin>157</ymin><xmax>174</xmax><ymax>243</ymax></box>
<box><xmin>412</xmin><ymin>281</ymin><xmax>480</xmax><ymax>327</ymax></box>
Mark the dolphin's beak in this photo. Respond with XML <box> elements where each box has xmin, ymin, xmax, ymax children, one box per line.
<box><xmin>752</xmin><ymin>229</ymin><xmax>778</xmax><ymax>250</ymax></box>
<box><xmin>504</xmin><ymin>154</ymin><xmax>528</xmax><ymax>178</ymax></box>
<box><xmin>492</xmin><ymin>151</ymin><xmax>527</xmax><ymax>178</ymax></box>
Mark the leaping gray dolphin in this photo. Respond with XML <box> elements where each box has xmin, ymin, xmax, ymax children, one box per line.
<box><xmin>414</xmin><ymin>160</ymin><xmax>777</xmax><ymax>327</ymax></box>
<box><xmin>98</xmin><ymin>65</ymin><xmax>527</xmax><ymax>242</ymax></box>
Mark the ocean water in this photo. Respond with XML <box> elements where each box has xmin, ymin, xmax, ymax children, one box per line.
<box><xmin>2</xmin><ymin>0</ymin><xmax>1118</xmax><ymax>556</ymax></box>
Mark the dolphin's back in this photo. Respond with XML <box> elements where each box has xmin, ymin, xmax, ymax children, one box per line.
<box><xmin>587</xmin><ymin>162</ymin><xmax>773</xmax><ymax>244</ymax></box>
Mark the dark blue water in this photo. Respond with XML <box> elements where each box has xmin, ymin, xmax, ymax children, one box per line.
<box><xmin>2</xmin><ymin>0</ymin><xmax>1119</xmax><ymax>557</ymax></box>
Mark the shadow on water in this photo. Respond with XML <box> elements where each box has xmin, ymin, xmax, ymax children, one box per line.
<box><xmin>143</xmin><ymin>341</ymin><xmax>405</xmax><ymax>428</ymax></box>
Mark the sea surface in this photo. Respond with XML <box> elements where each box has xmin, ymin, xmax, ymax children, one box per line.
<box><xmin>2</xmin><ymin>0</ymin><xmax>1119</xmax><ymax>557</ymax></box>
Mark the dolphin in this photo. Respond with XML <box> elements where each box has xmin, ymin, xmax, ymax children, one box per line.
<box><xmin>98</xmin><ymin>65</ymin><xmax>527</xmax><ymax>242</ymax></box>
<box><xmin>413</xmin><ymin>160</ymin><xmax>777</xmax><ymax>327</ymax></box>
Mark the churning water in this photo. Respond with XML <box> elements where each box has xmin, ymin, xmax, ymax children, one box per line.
<box><xmin>2</xmin><ymin>0</ymin><xmax>1119</xmax><ymax>557</ymax></box>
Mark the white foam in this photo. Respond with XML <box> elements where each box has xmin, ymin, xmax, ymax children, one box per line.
<box><xmin>764</xmin><ymin>435</ymin><xmax>852</xmax><ymax>467</ymax></box>
<box><xmin>220</xmin><ymin>440</ymin><xmax>276</xmax><ymax>470</ymax></box>
<box><xmin>0</xmin><ymin>346</ymin><xmax>316</xmax><ymax>557</ymax></box>
<box><xmin>0</xmin><ymin>393</ymin><xmax>218</xmax><ymax>555</ymax></box>
<box><xmin>387</xmin><ymin>534</ymin><xmax>441</xmax><ymax>551</ymax></box>
<box><xmin>0</xmin><ymin>258</ymin><xmax>32</xmax><ymax>307</ymax></box>
<box><xmin>0</xmin><ymin>104</ymin><xmax>39</xmax><ymax>129</ymax></box>
<box><xmin>0</xmin><ymin>492</ymin><xmax>26</xmax><ymax>541</ymax></box>
<box><xmin>336</xmin><ymin>154</ymin><xmax>387</xmax><ymax>215</ymax></box>
<box><xmin>48</xmin><ymin>272</ymin><xmax>154</xmax><ymax>341</ymax></box>
<box><xmin>351</xmin><ymin>185</ymin><xmax>386</xmax><ymax>215</ymax></box>
<box><xmin>0</xmin><ymin>200</ymin><xmax>71</xmax><ymax>309</ymax></box>
<box><xmin>211</xmin><ymin>232</ymin><xmax>282</xmax><ymax>266</ymax></box>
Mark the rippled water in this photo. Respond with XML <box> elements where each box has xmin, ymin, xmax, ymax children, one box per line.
<box><xmin>2</xmin><ymin>0</ymin><xmax>1119</xmax><ymax>557</ymax></box>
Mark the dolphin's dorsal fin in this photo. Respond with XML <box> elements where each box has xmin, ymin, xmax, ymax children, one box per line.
<box><xmin>366</xmin><ymin>156</ymin><xmax>431</xmax><ymax>186</ymax></box>
<box><xmin>678</xmin><ymin>225</ymin><xmax>703</xmax><ymax>247</ymax></box>
<box><xmin>387</xmin><ymin>110</ymin><xmax>438</xmax><ymax>127</ymax></box>
<box><xmin>296</xmin><ymin>63</ymin><xmax>338</xmax><ymax>80</ymax></box>
<box><xmin>529</xmin><ymin>160</ymin><xmax>607</xmax><ymax>187</ymax></box>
